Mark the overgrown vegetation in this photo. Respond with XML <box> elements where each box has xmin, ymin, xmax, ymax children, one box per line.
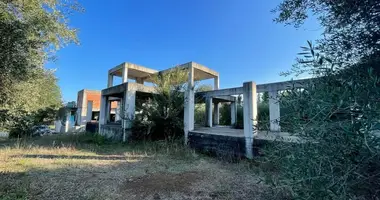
<box><xmin>262</xmin><ymin>44</ymin><xmax>380</xmax><ymax>199</ymax></box>
<box><xmin>261</xmin><ymin>1</ymin><xmax>380</xmax><ymax>197</ymax></box>
<box><xmin>0</xmin><ymin>0</ymin><xmax>82</xmax><ymax>135</ymax></box>
<box><xmin>131</xmin><ymin>68</ymin><xmax>188</xmax><ymax>141</ymax></box>
<box><xmin>0</xmin><ymin>133</ymin><xmax>275</xmax><ymax>200</ymax></box>
<box><xmin>259</xmin><ymin>1</ymin><xmax>380</xmax><ymax>199</ymax></box>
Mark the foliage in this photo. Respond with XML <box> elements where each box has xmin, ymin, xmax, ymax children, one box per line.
<box><xmin>219</xmin><ymin>103</ymin><xmax>231</xmax><ymax>125</ymax></box>
<box><xmin>262</xmin><ymin>43</ymin><xmax>380</xmax><ymax>199</ymax></box>
<box><xmin>0</xmin><ymin>0</ymin><xmax>81</xmax><ymax>105</ymax></box>
<box><xmin>273</xmin><ymin>0</ymin><xmax>380</xmax><ymax>64</ymax></box>
<box><xmin>0</xmin><ymin>68</ymin><xmax>62</xmax><ymax>136</ymax></box>
<box><xmin>131</xmin><ymin>68</ymin><xmax>188</xmax><ymax>141</ymax></box>
<box><xmin>0</xmin><ymin>0</ymin><xmax>80</xmax><ymax>135</ymax></box>
<box><xmin>194</xmin><ymin>103</ymin><xmax>206</xmax><ymax>125</ymax></box>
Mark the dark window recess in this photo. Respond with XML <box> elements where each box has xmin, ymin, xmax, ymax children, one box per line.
<box><xmin>92</xmin><ymin>111</ymin><xmax>100</xmax><ymax>121</ymax></box>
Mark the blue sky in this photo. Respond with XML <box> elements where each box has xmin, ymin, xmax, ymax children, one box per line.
<box><xmin>47</xmin><ymin>0</ymin><xmax>322</xmax><ymax>102</ymax></box>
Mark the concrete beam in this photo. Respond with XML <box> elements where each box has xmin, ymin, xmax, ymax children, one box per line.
<box><xmin>257</xmin><ymin>78</ymin><xmax>314</xmax><ymax>93</ymax></box>
<box><xmin>194</xmin><ymin>94</ymin><xmax>236</xmax><ymax>103</ymax></box>
<box><xmin>196</xmin><ymin>87</ymin><xmax>244</xmax><ymax>98</ymax></box>
<box><xmin>102</xmin><ymin>83</ymin><xmax>128</xmax><ymax>96</ymax></box>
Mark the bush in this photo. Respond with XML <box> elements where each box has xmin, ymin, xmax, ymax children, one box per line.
<box><xmin>130</xmin><ymin>68</ymin><xmax>188</xmax><ymax>141</ymax></box>
<box><xmin>261</xmin><ymin>44</ymin><xmax>380</xmax><ymax>199</ymax></box>
<box><xmin>2</xmin><ymin>106</ymin><xmax>59</xmax><ymax>138</ymax></box>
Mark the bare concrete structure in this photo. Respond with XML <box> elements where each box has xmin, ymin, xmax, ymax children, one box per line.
<box><xmin>99</xmin><ymin>61</ymin><xmax>220</xmax><ymax>141</ymax></box>
<box><xmin>76</xmin><ymin>90</ymin><xmax>117</xmax><ymax>127</ymax></box>
<box><xmin>98</xmin><ymin>61</ymin><xmax>311</xmax><ymax>159</ymax></box>
<box><xmin>191</xmin><ymin>78</ymin><xmax>313</xmax><ymax>158</ymax></box>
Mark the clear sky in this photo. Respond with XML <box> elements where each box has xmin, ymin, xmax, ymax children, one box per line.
<box><xmin>47</xmin><ymin>0</ymin><xmax>322</xmax><ymax>102</ymax></box>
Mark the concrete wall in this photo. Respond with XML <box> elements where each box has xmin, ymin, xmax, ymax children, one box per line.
<box><xmin>99</xmin><ymin>125</ymin><xmax>124</xmax><ymax>141</ymax></box>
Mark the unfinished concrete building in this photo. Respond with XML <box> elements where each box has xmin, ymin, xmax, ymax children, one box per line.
<box><xmin>99</xmin><ymin>61</ymin><xmax>308</xmax><ymax>159</ymax></box>
<box><xmin>76</xmin><ymin>89</ymin><xmax>118</xmax><ymax>126</ymax></box>
<box><xmin>98</xmin><ymin>62</ymin><xmax>221</xmax><ymax>141</ymax></box>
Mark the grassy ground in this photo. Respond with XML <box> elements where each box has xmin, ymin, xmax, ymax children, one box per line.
<box><xmin>0</xmin><ymin>134</ymin><xmax>274</xmax><ymax>200</ymax></box>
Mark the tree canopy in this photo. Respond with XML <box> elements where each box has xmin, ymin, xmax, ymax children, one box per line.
<box><xmin>0</xmin><ymin>0</ymin><xmax>81</xmax><ymax>104</ymax></box>
<box><xmin>273</xmin><ymin>0</ymin><xmax>380</xmax><ymax>65</ymax></box>
<box><xmin>0</xmin><ymin>0</ymin><xmax>82</xmax><ymax>132</ymax></box>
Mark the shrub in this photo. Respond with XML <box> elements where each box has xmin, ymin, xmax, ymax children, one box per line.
<box><xmin>261</xmin><ymin>43</ymin><xmax>380</xmax><ymax>199</ymax></box>
<box><xmin>131</xmin><ymin>68</ymin><xmax>188</xmax><ymax>141</ymax></box>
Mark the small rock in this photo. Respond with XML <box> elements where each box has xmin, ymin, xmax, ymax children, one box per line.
<box><xmin>153</xmin><ymin>193</ymin><xmax>161</xmax><ymax>200</ymax></box>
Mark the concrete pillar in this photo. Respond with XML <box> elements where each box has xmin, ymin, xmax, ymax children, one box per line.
<box><xmin>55</xmin><ymin>120</ymin><xmax>61</xmax><ymax>132</ymax></box>
<box><xmin>213</xmin><ymin>102</ymin><xmax>220</xmax><ymax>125</ymax></box>
<box><xmin>243</xmin><ymin>82</ymin><xmax>257</xmax><ymax>159</ymax></box>
<box><xmin>184</xmin><ymin>65</ymin><xmax>195</xmax><ymax>144</ymax></box>
<box><xmin>123</xmin><ymin>90</ymin><xmax>136</xmax><ymax>128</ymax></box>
<box><xmin>99</xmin><ymin>95</ymin><xmax>107</xmax><ymax>126</ymax></box>
<box><xmin>205</xmin><ymin>97</ymin><xmax>213</xmax><ymax>127</ymax></box>
<box><xmin>107</xmin><ymin>74</ymin><xmax>113</xmax><ymax>87</ymax></box>
<box><xmin>213</xmin><ymin>77</ymin><xmax>220</xmax><ymax>125</ymax></box>
<box><xmin>78</xmin><ymin>90</ymin><xmax>87</xmax><ymax>126</ymax></box>
<box><xmin>76</xmin><ymin>108</ymin><xmax>82</xmax><ymax>126</ymax></box>
<box><xmin>231</xmin><ymin>100</ymin><xmax>237</xmax><ymax>125</ymax></box>
<box><xmin>86</xmin><ymin>101</ymin><xmax>93</xmax><ymax>123</ymax></box>
<box><xmin>64</xmin><ymin>110</ymin><xmax>70</xmax><ymax>133</ymax></box>
<box><xmin>269</xmin><ymin>90</ymin><xmax>281</xmax><ymax>132</ymax></box>
<box><xmin>214</xmin><ymin>77</ymin><xmax>219</xmax><ymax>90</ymax></box>
<box><xmin>115</xmin><ymin>101</ymin><xmax>121</xmax><ymax>121</ymax></box>
<box><xmin>122</xmin><ymin>63</ymin><xmax>128</xmax><ymax>83</ymax></box>
<box><xmin>106</xmin><ymin>99</ymin><xmax>111</xmax><ymax>123</ymax></box>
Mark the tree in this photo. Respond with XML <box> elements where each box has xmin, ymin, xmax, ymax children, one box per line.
<box><xmin>273</xmin><ymin>0</ymin><xmax>380</xmax><ymax>65</ymax></box>
<box><xmin>0</xmin><ymin>0</ymin><xmax>81</xmax><ymax>133</ymax></box>
<box><xmin>130</xmin><ymin>68</ymin><xmax>188</xmax><ymax>141</ymax></box>
<box><xmin>0</xmin><ymin>0</ymin><xmax>81</xmax><ymax>104</ymax></box>
<box><xmin>262</xmin><ymin>1</ymin><xmax>380</xmax><ymax>199</ymax></box>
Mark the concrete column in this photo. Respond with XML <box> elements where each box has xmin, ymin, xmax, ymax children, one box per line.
<box><xmin>64</xmin><ymin>110</ymin><xmax>70</xmax><ymax>133</ymax></box>
<box><xmin>99</xmin><ymin>95</ymin><xmax>107</xmax><ymax>125</ymax></box>
<box><xmin>184</xmin><ymin>65</ymin><xmax>195</xmax><ymax>144</ymax></box>
<box><xmin>55</xmin><ymin>120</ymin><xmax>61</xmax><ymax>132</ymax></box>
<box><xmin>213</xmin><ymin>102</ymin><xmax>220</xmax><ymax>125</ymax></box>
<box><xmin>269</xmin><ymin>90</ymin><xmax>281</xmax><ymax>132</ymax></box>
<box><xmin>123</xmin><ymin>90</ymin><xmax>136</xmax><ymax>129</ymax></box>
<box><xmin>106</xmin><ymin>99</ymin><xmax>111</xmax><ymax>123</ymax></box>
<box><xmin>214</xmin><ymin>77</ymin><xmax>219</xmax><ymax>90</ymax></box>
<box><xmin>76</xmin><ymin>108</ymin><xmax>82</xmax><ymax>126</ymax></box>
<box><xmin>107</xmin><ymin>74</ymin><xmax>113</xmax><ymax>87</ymax></box>
<box><xmin>86</xmin><ymin>101</ymin><xmax>93</xmax><ymax>123</ymax></box>
<box><xmin>205</xmin><ymin>97</ymin><xmax>213</xmax><ymax>127</ymax></box>
<box><xmin>243</xmin><ymin>82</ymin><xmax>257</xmax><ymax>159</ymax></box>
<box><xmin>79</xmin><ymin>91</ymin><xmax>88</xmax><ymax>126</ymax></box>
<box><xmin>115</xmin><ymin>101</ymin><xmax>121</xmax><ymax>121</ymax></box>
<box><xmin>122</xmin><ymin>63</ymin><xmax>128</xmax><ymax>83</ymax></box>
<box><xmin>231</xmin><ymin>101</ymin><xmax>237</xmax><ymax>125</ymax></box>
<box><xmin>213</xmin><ymin>77</ymin><xmax>220</xmax><ymax>125</ymax></box>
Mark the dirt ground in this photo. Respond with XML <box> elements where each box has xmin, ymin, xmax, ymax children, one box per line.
<box><xmin>0</xmin><ymin>134</ymin><xmax>272</xmax><ymax>200</ymax></box>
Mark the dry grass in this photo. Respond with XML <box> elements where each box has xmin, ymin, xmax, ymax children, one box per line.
<box><xmin>0</xmin><ymin>134</ymin><xmax>272</xmax><ymax>200</ymax></box>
